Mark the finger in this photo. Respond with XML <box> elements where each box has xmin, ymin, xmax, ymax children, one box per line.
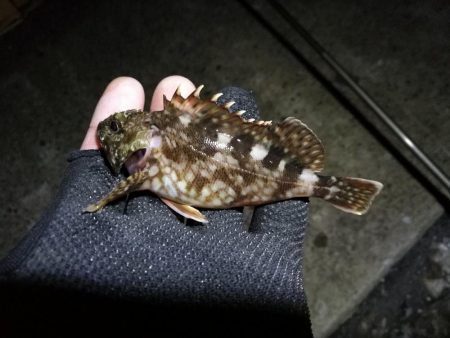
<box><xmin>81</xmin><ymin>76</ymin><xmax>145</xmax><ymax>150</ymax></box>
<box><xmin>150</xmin><ymin>75</ymin><xmax>195</xmax><ymax>112</ymax></box>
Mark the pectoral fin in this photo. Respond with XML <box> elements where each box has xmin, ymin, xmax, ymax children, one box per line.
<box><xmin>161</xmin><ymin>198</ymin><xmax>208</xmax><ymax>223</ymax></box>
<box><xmin>84</xmin><ymin>172</ymin><xmax>146</xmax><ymax>213</ymax></box>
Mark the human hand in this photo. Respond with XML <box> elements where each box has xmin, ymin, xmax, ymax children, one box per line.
<box><xmin>0</xmin><ymin>76</ymin><xmax>312</xmax><ymax>336</ymax></box>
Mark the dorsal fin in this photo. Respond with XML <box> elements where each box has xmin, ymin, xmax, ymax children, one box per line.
<box><xmin>165</xmin><ymin>86</ymin><xmax>325</xmax><ymax>171</ymax></box>
<box><xmin>165</xmin><ymin>85</ymin><xmax>234</xmax><ymax>118</ymax></box>
<box><xmin>273</xmin><ymin>117</ymin><xmax>324</xmax><ymax>172</ymax></box>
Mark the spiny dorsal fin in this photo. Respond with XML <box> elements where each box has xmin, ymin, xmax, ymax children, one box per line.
<box><xmin>224</xmin><ymin>101</ymin><xmax>235</xmax><ymax>109</ymax></box>
<box><xmin>211</xmin><ymin>92</ymin><xmax>223</xmax><ymax>102</ymax></box>
<box><xmin>166</xmin><ymin>85</ymin><xmax>251</xmax><ymax>122</ymax></box>
<box><xmin>166</xmin><ymin>87</ymin><xmax>324</xmax><ymax>171</ymax></box>
<box><xmin>193</xmin><ymin>84</ymin><xmax>204</xmax><ymax>98</ymax></box>
<box><xmin>273</xmin><ymin>117</ymin><xmax>324</xmax><ymax>172</ymax></box>
<box><xmin>166</xmin><ymin>88</ymin><xmax>185</xmax><ymax>108</ymax></box>
<box><xmin>166</xmin><ymin>85</ymin><xmax>229</xmax><ymax>118</ymax></box>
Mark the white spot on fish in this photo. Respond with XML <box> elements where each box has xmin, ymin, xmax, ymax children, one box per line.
<box><xmin>217</xmin><ymin>133</ymin><xmax>232</xmax><ymax>149</ymax></box>
<box><xmin>324</xmin><ymin>186</ymin><xmax>340</xmax><ymax>200</ymax></box>
<box><xmin>151</xmin><ymin>178</ymin><xmax>162</xmax><ymax>191</ymax></box>
<box><xmin>278</xmin><ymin>160</ymin><xmax>286</xmax><ymax>172</ymax></box>
<box><xmin>213</xmin><ymin>152</ymin><xmax>226</xmax><ymax>162</ymax></box>
<box><xmin>177</xmin><ymin>180</ymin><xmax>187</xmax><ymax>192</ymax></box>
<box><xmin>227</xmin><ymin>186</ymin><xmax>236</xmax><ymax>197</ymax></box>
<box><xmin>163</xmin><ymin>176</ymin><xmax>177</xmax><ymax>197</ymax></box>
<box><xmin>200</xmin><ymin>186</ymin><xmax>211</xmax><ymax>199</ymax></box>
<box><xmin>250</xmin><ymin>144</ymin><xmax>269</xmax><ymax>161</ymax></box>
<box><xmin>140</xmin><ymin>180</ymin><xmax>152</xmax><ymax>190</ymax></box>
<box><xmin>226</xmin><ymin>155</ymin><xmax>239</xmax><ymax>166</ymax></box>
<box><xmin>178</xmin><ymin>114</ymin><xmax>191</xmax><ymax>126</ymax></box>
<box><xmin>170</xmin><ymin>171</ymin><xmax>178</xmax><ymax>181</ymax></box>
<box><xmin>185</xmin><ymin>170</ymin><xmax>195</xmax><ymax>182</ymax></box>
<box><xmin>224</xmin><ymin>196</ymin><xmax>234</xmax><ymax>204</ymax></box>
<box><xmin>211</xmin><ymin>198</ymin><xmax>222</xmax><ymax>206</ymax></box>
<box><xmin>200</xmin><ymin>169</ymin><xmax>209</xmax><ymax>177</ymax></box>
<box><xmin>212</xmin><ymin>180</ymin><xmax>226</xmax><ymax>192</ymax></box>
<box><xmin>148</xmin><ymin>165</ymin><xmax>159</xmax><ymax>176</ymax></box>
<box><xmin>298</xmin><ymin>169</ymin><xmax>319</xmax><ymax>184</ymax></box>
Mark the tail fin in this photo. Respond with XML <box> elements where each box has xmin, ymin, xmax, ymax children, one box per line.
<box><xmin>314</xmin><ymin>176</ymin><xmax>383</xmax><ymax>215</ymax></box>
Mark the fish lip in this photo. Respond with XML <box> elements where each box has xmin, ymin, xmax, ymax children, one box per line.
<box><xmin>101</xmin><ymin>150</ymin><xmax>122</xmax><ymax>176</ymax></box>
<box><xmin>111</xmin><ymin>164</ymin><xmax>122</xmax><ymax>176</ymax></box>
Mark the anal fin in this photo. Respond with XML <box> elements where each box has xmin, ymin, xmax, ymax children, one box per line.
<box><xmin>161</xmin><ymin>198</ymin><xmax>208</xmax><ymax>223</ymax></box>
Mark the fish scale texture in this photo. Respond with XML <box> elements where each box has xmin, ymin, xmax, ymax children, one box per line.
<box><xmin>0</xmin><ymin>87</ymin><xmax>312</xmax><ymax>336</ymax></box>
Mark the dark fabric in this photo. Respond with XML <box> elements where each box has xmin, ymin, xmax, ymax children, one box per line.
<box><xmin>0</xmin><ymin>87</ymin><xmax>313</xmax><ymax>337</ymax></box>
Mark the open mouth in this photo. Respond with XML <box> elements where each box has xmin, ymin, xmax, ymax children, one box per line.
<box><xmin>124</xmin><ymin>148</ymin><xmax>147</xmax><ymax>175</ymax></box>
<box><xmin>122</xmin><ymin>129</ymin><xmax>161</xmax><ymax>175</ymax></box>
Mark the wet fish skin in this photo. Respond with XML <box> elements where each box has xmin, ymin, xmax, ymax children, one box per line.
<box><xmin>85</xmin><ymin>86</ymin><xmax>383</xmax><ymax>222</ymax></box>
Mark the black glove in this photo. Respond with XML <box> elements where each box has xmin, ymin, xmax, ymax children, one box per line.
<box><xmin>0</xmin><ymin>87</ymin><xmax>312</xmax><ymax>337</ymax></box>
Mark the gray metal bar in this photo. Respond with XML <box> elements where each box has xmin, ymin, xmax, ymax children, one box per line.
<box><xmin>268</xmin><ymin>0</ymin><xmax>450</xmax><ymax>194</ymax></box>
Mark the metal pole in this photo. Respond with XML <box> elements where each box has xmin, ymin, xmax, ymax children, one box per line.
<box><xmin>267</xmin><ymin>0</ymin><xmax>450</xmax><ymax>194</ymax></box>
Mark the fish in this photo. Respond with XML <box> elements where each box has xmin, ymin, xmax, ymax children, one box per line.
<box><xmin>84</xmin><ymin>85</ymin><xmax>383</xmax><ymax>223</ymax></box>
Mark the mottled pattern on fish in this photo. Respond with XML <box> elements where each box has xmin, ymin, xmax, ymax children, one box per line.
<box><xmin>85</xmin><ymin>85</ymin><xmax>383</xmax><ymax>222</ymax></box>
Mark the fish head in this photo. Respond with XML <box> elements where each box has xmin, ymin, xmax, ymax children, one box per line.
<box><xmin>97</xmin><ymin>109</ymin><xmax>161</xmax><ymax>175</ymax></box>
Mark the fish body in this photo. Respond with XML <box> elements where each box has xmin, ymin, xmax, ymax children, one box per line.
<box><xmin>85</xmin><ymin>85</ymin><xmax>383</xmax><ymax>222</ymax></box>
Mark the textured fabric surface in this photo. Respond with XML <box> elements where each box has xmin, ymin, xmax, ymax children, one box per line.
<box><xmin>0</xmin><ymin>87</ymin><xmax>312</xmax><ymax>336</ymax></box>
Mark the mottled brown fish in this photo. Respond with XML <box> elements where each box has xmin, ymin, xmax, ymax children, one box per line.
<box><xmin>84</xmin><ymin>85</ymin><xmax>383</xmax><ymax>223</ymax></box>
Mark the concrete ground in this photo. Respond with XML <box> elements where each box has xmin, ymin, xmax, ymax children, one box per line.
<box><xmin>0</xmin><ymin>0</ymin><xmax>448</xmax><ymax>336</ymax></box>
<box><xmin>332</xmin><ymin>214</ymin><xmax>450</xmax><ymax>338</ymax></box>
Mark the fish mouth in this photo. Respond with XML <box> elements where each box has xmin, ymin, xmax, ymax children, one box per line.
<box><xmin>122</xmin><ymin>131</ymin><xmax>161</xmax><ymax>175</ymax></box>
<box><xmin>124</xmin><ymin>148</ymin><xmax>148</xmax><ymax>175</ymax></box>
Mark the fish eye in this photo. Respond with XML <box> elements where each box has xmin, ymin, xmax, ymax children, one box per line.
<box><xmin>109</xmin><ymin>120</ymin><xmax>120</xmax><ymax>133</ymax></box>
